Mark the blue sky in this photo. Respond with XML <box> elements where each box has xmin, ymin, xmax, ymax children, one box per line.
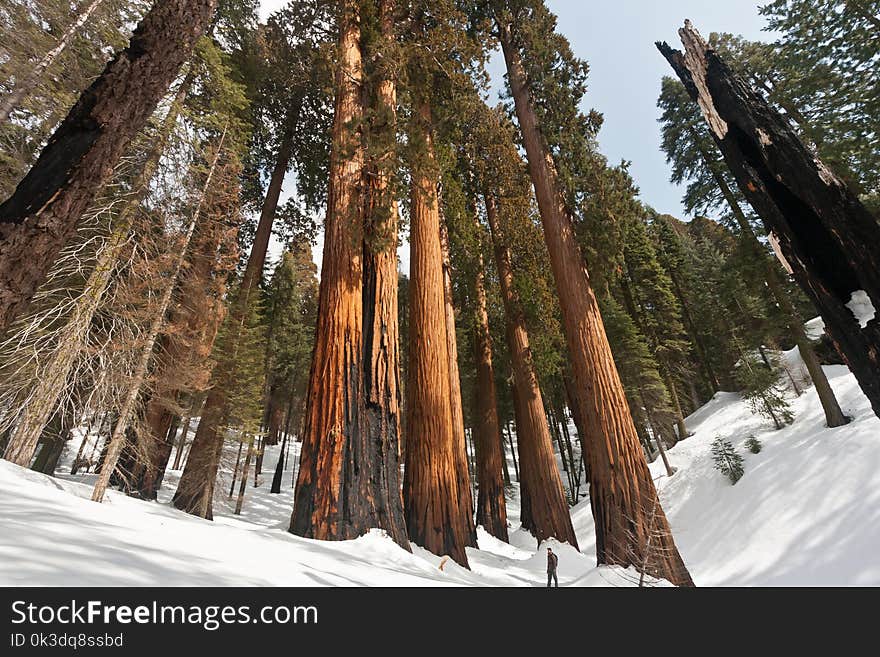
<box><xmin>258</xmin><ymin>1</ymin><xmax>775</xmax><ymax>271</ymax></box>
<box><xmin>494</xmin><ymin>0</ymin><xmax>774</xmax><ymax>218</ymax></box>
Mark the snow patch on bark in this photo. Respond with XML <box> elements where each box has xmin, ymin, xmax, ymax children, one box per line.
<box><xmin>846</xmin><ymin>290</ymin><xmax>876</xmax><ymax>329</ymax></box>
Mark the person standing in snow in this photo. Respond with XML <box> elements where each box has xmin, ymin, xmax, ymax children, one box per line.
<box><xmin>546</xmin><ymin>547</ymin><xmax>559</xmax><ymax>588</ymax></box>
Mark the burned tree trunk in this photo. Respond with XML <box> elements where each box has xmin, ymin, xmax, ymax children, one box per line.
<box><xmin>689</xmin><ymin>125</ymin><xmax>848</xmax><ymax>428</ymax></box>
<box><xmin>403</xmin><ymin>99</ymin><xmax>476</xmax><ymax>568</ymax></box>
<box><xmin>658</xmin><ymin>22</ymin><xmax>880</xmax><ymax>420</ymax></box>
<box><xmin>0</xmin><ymin>0</ymin><xmax>216</xmax><ymax>331</ymax></box>
<box><xmin>472</xmin><ymin>253</ymin><xmax>509</xmax><ymax>542</ymax></box>
<box><xmin>485</xmin><ymin>193</ymin><xmax>578</xmax><ymax>548</ymax></box>
<box><xmin>500</xmin><ymin>22</ymin><xmax>690</xmax><ymax>585</ymax></box>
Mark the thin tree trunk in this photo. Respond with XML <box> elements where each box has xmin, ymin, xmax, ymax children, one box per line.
<box><xmin>502</xmin><ymin>22</ymin><xmax>690</xmax><ymax>585</ymax></box>
<box><xmin>0</xmin><ymin>0</ymin><xmax>216</xmax><ymax>332</ymax></box>
<box><xmin>0</xmin><ymin>0</ymin><xmax>106</xmax><ymax>125</ymax></box>
<box><xmin>472</xmin><ymin>254</ymin><xmax>509</xmax><ymax>541</ymax></box>
<box><xmin>70</xmin><ymin>412</ymin><xmax>98</xmax><ymax>475</ymax></box>
<box><xmin>484</xmin><ymin>193</ymin><xmax>578</xmax><ymax>548</ymax></box>
<box><xmin>228</xmin><ymin>441</ymin><xmax>243</xmax><ymax>498</ymax></box>
<box><xmin>91</xmin><ymin>126</ymin><xmax>227</xmax><ymax>503</ymax></box>
<box><xmin>270</xmin><ymin>433</ymin><xmax>286</xmax><ymax>494</ymax></box>
<box><xmin>234</xmin><ymin>439</ymin><xmax>254</xmax><ymax>515</ymax></box>
<box><xmin>660</xmin><ymin>24</ymin><xmax>880</xmax><ymax>421</ymax></box>
<box><xmin>171</xmin><ymin>414</ymin><xmax>192</xmax><ymax>470</ymax></box>
<box><xmin>505</xmin><ymin>422</ymin><xmax>519</xmax><ymax>482</ymax></box>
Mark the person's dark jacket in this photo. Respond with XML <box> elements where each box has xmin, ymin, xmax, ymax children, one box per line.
<box><xmin>547</xmin><ymin>551</ymin><xmax>558</xmax><ymax>574</ymax></box>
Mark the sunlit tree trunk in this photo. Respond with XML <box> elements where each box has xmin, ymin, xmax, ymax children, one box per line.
<box><xmin>403</xmin><ymin>99</ymin><xmax>476</xmax><ymax>567</ymax></box>
<box><xmin>501</xmin><ymin>23</ymin><xmax>691</xmax><ymax>585</ymax></box>
<box><xmin>484</xmin><ymin>193</ymin><xmax>578</xmax><ymax>548</ymax></box>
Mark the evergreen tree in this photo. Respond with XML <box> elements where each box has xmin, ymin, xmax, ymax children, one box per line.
<box><xmin>711</xmin><ymin>438</ymin><xmax>744</xmax><ymax>484</ymax></box>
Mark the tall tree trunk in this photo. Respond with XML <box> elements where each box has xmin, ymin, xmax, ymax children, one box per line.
<box><xmin>0</xmin><ymin>0</ymin><xmax>106</xmax><ymax>125</ymax></box>
<box><xmin>484</xmin><ymin>193</ymin><xmax>578</xmax><ymax>548</ymax></box>
<box><xmin>228</xmin><ymin>441</ymin><xmax>244</xmax><ymax>498</ymax></box>
<box><xmin>403</xmin><ymin>99</ymin><xmax>476</xmax><ymax>567</ymax></box>
<box><xmin>501</xmin><ymin>23</ymin><xmax>691</xmax><ymax>585</ymax></box>
<box><xmin>292</xmin><ymin>0</ymin><xmax>408</xmax><ymax>547</ymax></box>
<box><xmin>689</xmin><ymin>126</ymin><xmax>848</xmax><ymax>428</ymax></box>
<box><xmin>0</xmin><ymin>0</ymin><xmax>216</xmax><ymax>332</ymax></box>
<box><xmin>2</xmin><ymin>73</ymin><xmax>193</xmax><ymax>466</ymax></box>
<box><xmin>270</xmin><ymin>432</ymin><xmax>286</xmax><ymax>494</ymax></box>
<box><xmin>472</xmin><ymin>254</ymin><xmax>509</xmax><ymax>542</ymax></box>
<box><xmin>92</xmin><ymin>126</ymin><xmax>227</xmax><ymax>503</ymax></box>
<box><xmin>659</xmin><ymin>23</ymin><xmax>880</xmax><ymax>421</ymax></box>
<box><xmin>439</xmin><ymin>219</ymin><xmax>475</xmax><ymax>521</ymax></box>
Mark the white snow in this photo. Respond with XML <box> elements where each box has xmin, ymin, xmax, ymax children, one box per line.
<box><xmin>846</xmin><ymin>290</ymin><xmax>876</xmax><ymax>329</ymax></box>
<box><xmin>2</xmin><ymin>349</ymin><xmax>879</xmax><ymax>586</ymax></box>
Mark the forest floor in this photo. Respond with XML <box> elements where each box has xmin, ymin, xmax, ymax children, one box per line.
<box><xmin>1</xmin><ymin>348</ymin><xmax>878</xmax><ymax>586</ymax></box>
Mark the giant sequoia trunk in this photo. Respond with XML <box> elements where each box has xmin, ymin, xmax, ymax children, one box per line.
<box><xmin>472</xmin><ymin>253</ymin><xmax>509</xmax><ymax>542</ymax></box>
<box><xmin>291</xmin><ymin>0</ymin><xmax>409</xmax><ymax>548</ymax></box>
<box><xmin>354</xmin><ymin>0</ymin><xmax>409</xmax><ymax>548</ymax></box>
<box><xmin>440</xmin><ymin>220</ymin><xmax>476</xmax><ymax>523</ymax></box>
<box><xmin>500</xmin><ymin>22</ymin><xmax>691</xmax><ymax>585</ymax></box>
<box><xmin>484</xmin><ymin>194</ymin><xmax>578</xmax><ymax>548</ymax></box>
<box><xmin>0</xmin><ymin>0</ymin><xmax>216</xmax><ymax>332</ymax></box>
<box><xmin>403</xmin><ymin>99</ymin><xmax>476</xmax><ymax>568</ymax></box>
<box><xmin>659</xmin><ymin>23</ymin><xmax>880</xmax><ymax>422</ymax></box>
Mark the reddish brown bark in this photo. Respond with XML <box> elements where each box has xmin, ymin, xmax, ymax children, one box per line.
<box><xmin>472</xmin><ymin>254</ymin><xmax>509</xmax><ymax>542</ymax></box>
<box><xmin>484</xmin><ymin>194</ymin><xmax>577</xmax><ymax>548</ymax></box>
<box><xmin>500</xmin><ymin>24</ymin><xmax>691</xmax><ymax>585</ymax></box>
<box><xmin>290</xmin><ymin>0</ymin><xmax>408</xmax><ymax>547</ymax></box>
<box><xmin>0</xmin><ymin>0</ymin><xmax>217</xmax><ymax>331</ymax></box>
<box><xmin>403</xmin><ymin>99</ymin><xmax>476</xmax><ymax>567</ymax></box>
<box><xmin>440</xmin><ymin>219</ymin><xmax>476</xmax><ymax>525</ymax></box>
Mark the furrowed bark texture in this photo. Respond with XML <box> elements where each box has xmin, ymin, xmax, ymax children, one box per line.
<box><xmin>291</xmin><ymin>0</ymin><xmax>377</xmax><ymax>543</ymax></box>
<box><xmin>403</xmin><ymin>100</ymin><xmax>475</xmax><ymax>568</ymax></box>
<box><xmin>658</xmin><ymin>22</ymin><xmax>880</xmax><ymax>421</ymax></box>
<box><xmin>472</xmin><ymin>254</ymin><xmax>509</xmax><ymax>542</ymax></box>
<box><xmin>0</xmin><ymin>0</ymin><xmax>217</xmax><ymax>331</ymax></box>
<box><xmin>440</xmin><ymin>219</ymin><xmax>476</xmax><ymax>527</ymax></box>
<box><xmin>484</xmin><ymin>194</ymin><xmax>577</xmax><ymax>548</ymax></box>
<box><xmin>501</xmin><ymin>22</ymin><xmax>691</xmax><ymax>585</ymax></box>
<box><xmin>355</xmin><ymin>0</ymin><xmax>409</xmax><ymax>549</ymax></box>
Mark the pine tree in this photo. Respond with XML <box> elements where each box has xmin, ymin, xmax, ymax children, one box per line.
<box><xmin>711</xmin><ymin>438</ymin><xmax>744</xmax><ymax>484</ymax></box>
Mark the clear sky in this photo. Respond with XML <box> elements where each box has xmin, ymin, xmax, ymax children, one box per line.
<box><xmin>257</xmin><ymin>0</ymin><xmax>774</xmax><ymax>272</ymax></box>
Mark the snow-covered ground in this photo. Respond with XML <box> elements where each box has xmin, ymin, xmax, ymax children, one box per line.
<box><xmin>1</xmin><ymin>347</ymin><xmax>878</xmax><ymax>586</ymax></box>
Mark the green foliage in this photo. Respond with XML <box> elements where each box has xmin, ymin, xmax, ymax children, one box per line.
<box><xmin>711</xmin><ymin>438</ymin><xmax>745</xmax><ymax>484</ymax></box>
<box><xmin>737</xmin><ymin>352</ymin><xmax>795</xmax><ymax>430</ymax></box>
<box><xmin>745</xmin><ymin>436</ymin><xmax>763</xmax><ymax>454</ymax></box>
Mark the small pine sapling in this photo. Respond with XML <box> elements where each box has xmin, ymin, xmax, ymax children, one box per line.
<box><xmin>745</xmin><ymin>436</ymin><xmax>762</xmax><ymax>454</ymax></box>
<box><xmin>711</xmin><ymin>437</ymin><xmax>744</xmax><ymax>484</ymax></box>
